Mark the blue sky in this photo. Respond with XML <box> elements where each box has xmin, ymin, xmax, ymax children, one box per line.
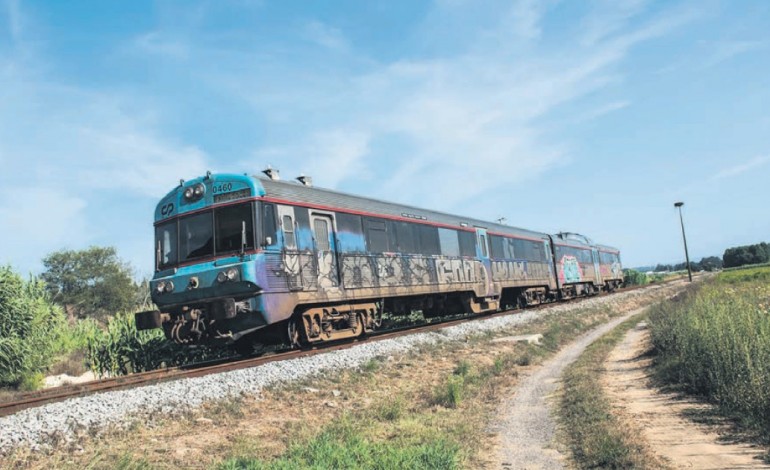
<box><xmin>1</xmin><ymin>0</ymin><xmax>768</xmax><ymax>277</ymax></box>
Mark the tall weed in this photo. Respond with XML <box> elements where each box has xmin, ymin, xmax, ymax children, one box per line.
<box><xmin>649</xmin><ymin>278</ymin><xmax>770</xmax><ymax>434</ymax></box>
<box><xmin>0</xmin><ymin>266</ymin><xmax>69</xmax><ymax>387</ymax></box>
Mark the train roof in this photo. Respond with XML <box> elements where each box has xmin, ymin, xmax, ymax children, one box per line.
<box><xmin>594</xmin><ymin>244</ymin><xmax>621</xmax><ymax>254</ymax></box>
<box><xmin>256</xmin><ymin>176</ymin><xmax>551</xmax><ymax>240</ymax></box>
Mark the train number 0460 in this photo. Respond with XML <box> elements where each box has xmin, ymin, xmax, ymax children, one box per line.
<box><xmin>212</xmin><ymin>183</ymin><xmax>233</xmax><ymax>194</ymax></box>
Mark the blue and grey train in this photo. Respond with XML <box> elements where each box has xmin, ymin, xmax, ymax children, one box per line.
<box><xmin>135</xmin><ymin>169</ymin><xmax>623</xmax><ymax>350</ymax></box>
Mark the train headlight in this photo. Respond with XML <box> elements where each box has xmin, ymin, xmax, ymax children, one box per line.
<box><xmin>183</xmin><ymin>183</ymin><xmax>205</xmax><ymax>201</ymax></box>
<box><xmin>217</xmin><ymin>268</ymin><xmax>239</xmax><ymax>283</ymax></box>
<box><xmin>155</xmin><ymin>281</ymin><xmax>166</xmax><ymax>294</ymax></box>
<box><xmin>164</xmin><ymin>281</ymin><xmax>174</xmax><ymax>293</ymax></box>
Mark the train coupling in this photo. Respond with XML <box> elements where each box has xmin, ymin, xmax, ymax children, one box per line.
<box><xmin>135</xmin><ymin>310</ymin><xmax>170</xmax><ymax>330</ymax></box>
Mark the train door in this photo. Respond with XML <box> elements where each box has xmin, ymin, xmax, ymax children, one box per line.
<box><xmin>277</xmin><ymin>205</ymin><xmax>302</xmax><ymax>290</ymax></box>
<box><xmin>310</xmin><ymin>212</ymin><xmax>340</xmax><ymax>290</ymax></box>
<box><xmin>592</xmin><ymin>248</ymin><xmax>602</xmax><ymax>285</ymax></box>
<box><xmin>475</xmin><ymin>227</ymin><xmax>494</xmax><ymax>296</ymax></box>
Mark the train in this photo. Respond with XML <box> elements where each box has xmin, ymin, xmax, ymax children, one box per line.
<box><xmin>135</xmin><ymin>169</ymin><xmax>623</xmax><ymax>353</ymax></box>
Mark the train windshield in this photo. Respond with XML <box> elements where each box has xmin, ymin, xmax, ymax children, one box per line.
<box><xmin>155</xmin><ymin>202</ymin><xmax>255</xmax><ymax>270</ymax></box>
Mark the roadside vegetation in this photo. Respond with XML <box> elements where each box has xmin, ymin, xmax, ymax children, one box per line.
<box><xmin>648</xmin><ymin>265</ymin><xmax>770</xmax><ymax>438</ymax></box>
<box><xmin>1</xmin><ymin>247</ymin><xmax>225</xmax><ymax>394</ymax></box>
<box><xmin>0</xmin><ymin>266</ymin><xmax>74</xmax><ymax>389</ymax></box>
<box><xmin>558</xmin><ymin>314</ymin><xmax>665</xmax><ymax>469</ymax></box>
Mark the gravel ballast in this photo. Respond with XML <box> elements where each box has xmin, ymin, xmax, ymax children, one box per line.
<box><xmin>0</xmin><ymin>285</ymin><xmax>668</xmax><ymax>454</ymax></box>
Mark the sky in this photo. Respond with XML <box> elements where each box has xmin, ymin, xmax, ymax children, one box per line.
<box><xmin>1</xmin><ymin>0</ymin><xmax>768</xmax><ymax>278</ymax></box>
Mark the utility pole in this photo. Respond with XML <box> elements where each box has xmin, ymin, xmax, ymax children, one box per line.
<box><xmin>674</xmin><ymin>202</ymin><xmax>693</xmax><ymax>282</ymax></box>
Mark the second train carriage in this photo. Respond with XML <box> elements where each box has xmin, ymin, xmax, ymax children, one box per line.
<box><xmin>136</xmin><ymin>170</ymin><xmax>623</xmax><ymax>349</ymax></box>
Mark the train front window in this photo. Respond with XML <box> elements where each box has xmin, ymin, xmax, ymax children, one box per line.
<box><xmin>215</xmin><ymin>203</ymin><xmax>255</xmax><ymax>253</ymax></box>
<box><xmin>155</xmin><ymin>221</ymin><xmax>177</xmax><ymax>270</ymax></box>
<box><xmin>180</xmin><ymin>211</ymin><xmax>214</xmax><ymax>261</ymax></box>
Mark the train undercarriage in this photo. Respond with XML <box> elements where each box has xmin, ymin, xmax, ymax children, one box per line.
<box><xmin>140</xmin><ymin>279</ymin><xmax>623</xmax><ymax>354</ymax></box>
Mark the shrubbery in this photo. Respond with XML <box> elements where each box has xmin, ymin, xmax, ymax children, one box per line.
<box><xmin>86</xmin><ymin>312</ymin><xmax>231</xmax><ymax>377</ymax></box>
<box><xmin>649</xmin><ymin>271</ymin><xmax>770</xmax><ymax>434</ymax></box>
<box><xmin>0</xmin><ymin>266</ymin><xmax>69</xmax><ymax>387</ymax></box>
<box><xmin>622</xmin><ymin>269</ymin><xmax>647</xmax><ymax>286</ymax></box>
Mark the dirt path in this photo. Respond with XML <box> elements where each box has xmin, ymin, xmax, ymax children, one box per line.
<box><xmin>603</xmin><ymin>321</ymin><xmax>769</xmax><ymax>469</ymax></box>
<box><xmin>490</xmin><ymin>307</ymin><xmax>648</xmax><ymax>469</ymax></box>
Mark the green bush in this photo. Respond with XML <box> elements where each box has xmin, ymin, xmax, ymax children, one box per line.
<box><xmin>0</xmin><ymin>266</ymin><xmax>69</xmax><ymax>387</ymax></box>
<box><xmin>622</xmin><ymin>269</ymin><xmax>648</xmax><ymax>286</ymax></box>
<box><xmin>86</xmin><ymin>312</ymin><xmax>231</xmax><ymax>376</ymax></box>
<box><xmin>649</xmin><ymin>280</ymin><xmax>770</xmax><ymax>434</ymax></box>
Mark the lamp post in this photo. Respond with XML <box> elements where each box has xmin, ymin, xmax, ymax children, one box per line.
<box><xmin>674</xmin><ymin>202</ymin><xmax>693</xmax><ymax>282</ymax></box>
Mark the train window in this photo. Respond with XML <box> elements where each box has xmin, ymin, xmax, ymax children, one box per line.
<box><xmin>282</xmin><ymin>215</ymin><xmax>296</xmax><ymax>248</ymax></box>
<box><xmin>179</xmin><ymin>211</ymin><xmax>214</xmax><ymax>261</ymax></box>
<box><xmin>490</xmin><ymin>235</ymin><xmax>505</xmax><ymax>259</ymax></box>
<box><xmin>364</xmin><ymin>218</ymin><xmax>389</xmax><ymax>253</ymax></box>
<box><xmin>438</xmin><ymin>228</ymin><xmax>460</xmax><ymax>257</ymax></box>
<box><xmin>417</xmin><ymin>224</ymin><xmax>441</xmax><ymax>255</ymax></box>
<box><xmin>506</xmin><ymin>239</ymin><xmax>516</xmax><ymax>259</ymax></box>
<box><xmin>336</xmin><ymin>213</ymin><xmax>364</xmax><ymax>253</ymax></box>
<box><xmin>215</xmin><ymin>203</ymin><xmax>255</xmax><ymax>254</ymax></box>
<box><xmin>155</xmin><ymin>221</ymin><xmax>177</xmax><ymax>269</ymax></box>
<box><xmin>526</xmin><ymin>241</ymin><xmax>537</xmax><ymax>261</ymax></box>
<box><xmin>394</xmin><ymin>221</ymin><xmax>417</xmax><ymax>253</ymax></box>
<box><xmin>458</xmin><ymin>231</ymin><xmax>476</xmax><ymax>257</ymax></box>
<box><xmin>261</xmin><ymin>203</ymin><xmax>277</xmax><ymax>246</ymax></box>
<box><xmin>513</xmin><ymin>239</ymin><xmax>527</xmax><ymax>260</ymax></box>
<box><xmin>314</xmin><ymin>218</ymin><xmax>330</xmax><ymax>251</ymax></box>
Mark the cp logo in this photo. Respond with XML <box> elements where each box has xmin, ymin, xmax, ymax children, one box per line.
<box><xmin>160</xmin><ymin>203</ymin><xmax>175</xmax><ymax>217</ymax></box>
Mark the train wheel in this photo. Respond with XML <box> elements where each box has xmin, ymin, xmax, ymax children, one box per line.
<box><xmin>287</xmin><ymin>317</ymin><xmax>303</xmax><ymax>349</ymax></box>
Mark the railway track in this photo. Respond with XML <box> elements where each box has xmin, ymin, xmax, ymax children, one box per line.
<box><xmin>0</xmin><ymin>283</ymin><xmax>661</xmax><ymax>418</ymax></box>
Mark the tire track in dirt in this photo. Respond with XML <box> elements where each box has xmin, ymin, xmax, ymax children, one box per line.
<box><xmin>490</xmin><ymin>307</ymin><xmax>649</xmax><ymax>469</ymax></box>
<box><xmin>602</xmin><ymin>322</ymin><xmax>769</xmax><ymax>469</ymax></box>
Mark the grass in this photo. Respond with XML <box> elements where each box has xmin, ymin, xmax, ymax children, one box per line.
<box><xmin>648</xmin><ymin>266</ymin><xmax>770</xmax><ymax>438</ymax></box>
<box><xmin>558</xmin><ymin>314</ymin><xmax>664</xmax><ymax>469</ymax></box>
<box><xmin>218</xmin><ymin>418</ymin><xmax>460</xmax><ymax>470</ymax></box>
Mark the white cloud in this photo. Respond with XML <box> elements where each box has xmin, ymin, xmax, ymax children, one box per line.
<box><xmin>577</xmin><ymin>100</ymin><xmax>631</xmax><ymax>122</ymax></box>
<box><xmin>78</xmin><ymin>125</ymin><xmax>209</xmax><ymax>198</ymax></box>
<box><xmin>0</xmin><ymin>188</ymin><xmax>89</xmax><ymax>272</ymax></box>
<box><xmin>580</xmin><ymin>0</ymin><xmax>649</xmax><ymax>46</ymax></box>
<box><xmin>711</xmin><ymin>156</ymin><xmax>770</xmax><ymax>181</ymax></box>
<box><xmin>301</xmin><ymin>20</ymin><xmax>349</xmax><ymax>52</ymax></box>
<box><xmin>705</xmin><ymin>40</ymin><xmax>767</xmax><ymax>68</ymax></box>
<box><xmin>197</xmin><ymin>1</ymin><xmax>697</xmax><ymax>212</ymax></box>
<box><xmin>4</xmin><ymin>0</ymin><xmax>22</xmax><ymax>42</ymax></box>
<box><xmin>132</xmin><ymin>31</ymin><xmax>190</xmax><ymax>59</ymax></box>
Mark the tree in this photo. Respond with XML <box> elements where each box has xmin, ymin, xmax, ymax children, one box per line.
<box><xmin>723</xmin><ymin>242</ymin><xmax>770</xmax><ymax>268</ymax></box>
<box><xmin>699</xmin><ymin>256</ymin><xmax>723</xmax><ymax>272</ymax></box>
<box><xmin>41</xmin><ymin>247</ymin><xmax>140</xmax><ymax>319</ymax></box>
